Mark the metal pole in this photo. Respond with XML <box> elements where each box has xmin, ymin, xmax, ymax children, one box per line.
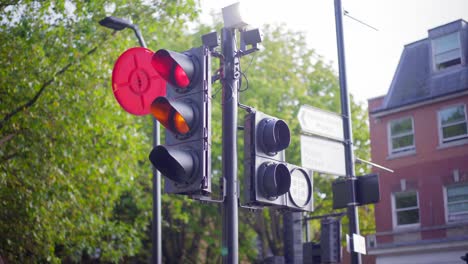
<box><xmin>139</xmin><ymin>36</ymin><xmax>161</xmax><ymax>264</ymax></box>
<box><xmin>130</xmin><ymin>25</ymin><xmax>147</xmax><ymax>48</ymax></box>
<box><xmin>221</xmin><ymin>27</ymin><xmax>239</xmax><ymax>264</ymax></box>
<box><xmin>333</xmin><ymin>0</ymin><xmax>361</xmax><ymax>263</ymax></box>
<box><xmin>152</xmin><ymin>118</ymin><xmax>162</xmax><ymax>264</ymax></box>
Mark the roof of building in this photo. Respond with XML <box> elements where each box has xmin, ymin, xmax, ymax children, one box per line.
<box><xmin>371</xmin><ymin>19</ymin><xmax>468</xmax><ymax>114</ymax></box>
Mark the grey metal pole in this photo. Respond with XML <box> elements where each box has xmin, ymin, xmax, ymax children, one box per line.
<box><xmin>221</xmin><ymin>27</ymin><xmax>239</xmax><ymax>264</ymax></box>
<box><xmin>139</xmin><ymin>37</ymin><xmax>161</xmax><ymax>264</ymax></box>
<box><xmin>333</xmin><ymin>0</ymin><xmax>361</xmax><ymax>263</ymax></box>
<box><xmin>130</xmin><ymin>25</ymin><xmax>147</xmax><ymax>48</ymax></box>
<box><xmin>152</xmin><ymin>118</ymin><xmax>162</xmax><ymax>264</ymax></box>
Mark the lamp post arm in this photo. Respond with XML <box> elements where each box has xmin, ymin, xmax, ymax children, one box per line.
<box><xmin>129</xmin><ymin>25</ymin><xmax>146</xmax><ymax>48</ymax></box>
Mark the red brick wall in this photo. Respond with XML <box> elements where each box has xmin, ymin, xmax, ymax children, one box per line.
<box><xmin>367</xmin><ymin>94</ymin><xmax>468</xmax><ymax>243</ymax></box>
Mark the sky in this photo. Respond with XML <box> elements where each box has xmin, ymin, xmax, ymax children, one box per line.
<box><xmin>199</xmin><ymin>0</ymin><xmax>468</xmax><ymax>105</ymax></box>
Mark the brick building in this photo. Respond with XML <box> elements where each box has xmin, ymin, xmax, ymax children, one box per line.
<box><xmin>366</xmin><ymin>19</ymin><xmax>468</xmax><ymax>263</ymax></box>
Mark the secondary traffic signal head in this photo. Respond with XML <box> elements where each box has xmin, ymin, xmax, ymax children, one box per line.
<box><xmin>244</xmin><ymin>110</ymin><xmax>313</xmax><ymax>211</ymax></box>
<box><xmin>244</xmin><ymin>110</ymin><xmax>291</xmax><ymax>206</ymax></box>
<box><xmin>149</xmin><ymin>46</ymin><xmax>211</xmax><ymax>195</ymax></box>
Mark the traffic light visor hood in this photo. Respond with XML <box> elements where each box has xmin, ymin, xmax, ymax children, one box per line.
<box><xmin>152</xmin><ymin>49</ymin><xmax>194</xmax><ymax>88</ymax></box>
<box><xmin>150</xmin><ymin>97</ymin><xmax>194</xmax><ymax>136</ymax></box>
<box><xmin>259</xmin><ymin>118</ymin><xmax>291</xmax><ymax>155</ymax></box>
<box><xmin>261</xmin><ymin>163</ymin><xmax>291</xmax><ymax>199</ymax></box>
<box><xmin>149</xmin><ymin>146</ymin><xmax>195</xmax><ymax>184</ymax></box>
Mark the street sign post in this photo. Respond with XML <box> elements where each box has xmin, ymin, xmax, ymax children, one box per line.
<box><xmin>298</xmin><ymin>105</ymin><xmax>343</xmax><ymax>140</ymax></box>
<box><xmin>300</xmin><ymin>135</ymin><xmax>346</xmax><ymax>176</ymax></box>
<box><xmin>298</xmin><ymin>105</ymin><xmax>346</xmax><ymax>176</ymax></box>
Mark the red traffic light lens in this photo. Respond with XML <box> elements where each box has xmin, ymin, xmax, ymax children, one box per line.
<box><xmin>152</xmin><ymin>49</ymin><xmax>192</xmax><ymax>89</ymax></box>
<box><xmin>173</xmin><ymin>64</ymin><xmax>190</xmax><ymax>88</ymax></box>
<box><xmin>151</xmin><ymin>97</ymin><xmax>193</xmax><ymax>136</ymax></box>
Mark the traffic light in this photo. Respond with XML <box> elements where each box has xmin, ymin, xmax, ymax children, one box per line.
<box><xmin>149</xmin><ymin>46</ymin><xmax>211</xmax><ymax>195</ymax></box>
<box><xmin>320</xmin><ymin>218</ymin><xmax>342</xmax><ymax>263</ymax></box>
<box><xmin>244</xmin><ymin>110</ymin><xmax>313</xmax><ymax>211</ymax></box>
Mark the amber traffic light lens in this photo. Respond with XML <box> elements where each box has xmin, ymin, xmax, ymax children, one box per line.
<box><xmin>173</xmin><ymin>111</ymin><xmax>190</xmax><ymax>134</ymax></box>
<box><xmin>151</xmin><ymin>98</ymin><xmax>171</xmax><ymax>130</ymax></box>
<box><xmin>151</xmin><ymin>97</ymin><xmax>193</xmax><ymax>136</ymax></box>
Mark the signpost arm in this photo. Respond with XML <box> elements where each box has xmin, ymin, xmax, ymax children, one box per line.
<box><xmin>333</xmin><ymin>0</ymin><xmax>361</xmax><ymax>263</ymax></box>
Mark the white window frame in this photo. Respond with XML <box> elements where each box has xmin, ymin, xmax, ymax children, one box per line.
<box><xmin>391</xmin><ymin>191</ymin><xmax>420</xmax><ymax>229</ymax></box>
<box><xmin>444</xmin><ymin>183</ymin><xmax>468</xmax><ymax>223</ymax></box>
<box><xmin>388</xmin><ymin>116</ymin><xmax>415</xmax><ymax>155</ymax></box>
<box><xmin>432</xmin><ymin>32</ymin><xmax>462</xmax><ymax>71</ymax></box>
<box><xmin>437</xmin><ymin>104</ymin><xmax>468</xmax><ymax>145</ymax></box>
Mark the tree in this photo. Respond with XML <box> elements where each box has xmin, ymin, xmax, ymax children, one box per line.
<box><xmin>0</xmin><ymin>1</ymin><xmax>199</xmax><ymax>262</ymax></box>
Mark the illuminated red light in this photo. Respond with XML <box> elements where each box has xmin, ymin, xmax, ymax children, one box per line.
<box><xmin>152</xmin><ymin>50</ymin><xmax>191</xmax><ymax>89</ymax></box>
<box><xmin>173</xmin><ymin>64</ymin><xmax>190</xmax><ymax>88</ymax></box>
<box><xmin>152</xmin><ymin>52</ymin><xmax>172</xmax><ymax>84</ymax></box>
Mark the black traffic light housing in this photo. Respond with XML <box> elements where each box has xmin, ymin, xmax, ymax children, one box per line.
<box><xmin>244</xmin><ymin>110</ymin><xmax>313</xmax><ymax>212</ymax></box>
<box><xmin>244</xmin><ymin>110</ymin><xmax>291</xmax><ymax>207</ymax></box>
<box><xmin>149</xmin><ymin>46</ymin><xmax>211</xmax><ymax>195</ymax></box>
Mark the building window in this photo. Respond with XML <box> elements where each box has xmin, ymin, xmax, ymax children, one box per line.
<box><xmin>393</xmin><ymin>191</ymin><xmax>420</xmax><ymax>227</ymax></box>
<box><xmin>432</xmin><ymin>32</ymin><xmax>462</xmax><ymax>70</ymax></box>
<box><xmin>446</xmin><ymin>184</ymin><xmax>468</xmax><ymax>222</ymax></box>
<box><xmin>389</xmin><ymin>117</ymin><xmax>414</xmax><ymax>154</ymax></box>
<box><xmin>438</xmin><ymin>104</ymin><xmax>468</xmax><ymax>144</ymax></box>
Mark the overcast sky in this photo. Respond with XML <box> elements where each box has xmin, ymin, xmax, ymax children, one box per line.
<box><xmin>199</xmin><ymin>0</ymin><xmax>468</xmax><ymax>105</ymax></box>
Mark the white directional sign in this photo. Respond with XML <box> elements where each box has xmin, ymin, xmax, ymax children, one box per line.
<box><xmin>298</xmin><ymin>105</ymin><xmax>344</xmax><ymax>140</ymax></box>
<box><xmin>301</xmin><ymin>135</ymin><xmax>346</xmax><ymax>176</ymax></box>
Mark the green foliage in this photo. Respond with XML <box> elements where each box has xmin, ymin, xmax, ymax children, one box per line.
<box><xmin>0</xmin><ymin>0</ymin><xmax>198</xmax><ymax>263</ymax></box>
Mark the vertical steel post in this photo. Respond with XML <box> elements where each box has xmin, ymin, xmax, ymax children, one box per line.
<box><xmin>152</xmin><ymin>118</ymin><xmax>162</xmax><ymax>264</ymax></box>
<box><xmin>221</xmin><ymin>27</ymin><xmax>239</xmax><ymax>264</ymax></box>
<box><xmin>284</xmin><ymin>212</ymin><xmax>303</xmax><ymax>264</ymax></box>
<box><xmin>135</xmin><ymin>38</ymin><xmax>161</xmax><ymax>264</ymax></box>
<box><xmin>333</xmin><ymin>0</ymin><xmax>361</xmax><ymax>263</ymax></box>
